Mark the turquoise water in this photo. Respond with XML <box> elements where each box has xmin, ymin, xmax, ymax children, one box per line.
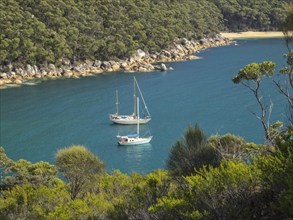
<box><xmin>0</xmin><ymin>39</ymin><xmax>288</xmax><ymax>173</ymax></box>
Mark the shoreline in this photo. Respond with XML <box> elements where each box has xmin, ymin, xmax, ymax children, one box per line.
<box><xmin>0</xmin><ymin>35</ymin><xmax>230</xmax><ymax>89</ymax></box>
<box><xmin>0</xmin><ymin>32</ymin><xmax>285</xmax><ymax>89</ymax></box>
<box><xmin>221</xmin><ymin>31</ymin><xmax>284</xmax><ymax>39</ymax></box>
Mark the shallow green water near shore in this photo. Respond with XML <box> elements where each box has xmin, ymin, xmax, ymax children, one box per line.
<box><xmin>0</xmin><ymin>39</ymin><xmax>287</xmax><ymax>173</ymax></box>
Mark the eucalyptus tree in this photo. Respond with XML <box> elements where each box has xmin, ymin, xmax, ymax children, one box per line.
<box><xmin>184</xmin><ymin>160</ymin><xmax>263</xmax><ymax>219</ymax></box>
<box><xmin>232</xmin><ymin>61</ymin><xmax>276</xmax><ymax>144</ymax></box>
<box><xmin>0</xmin><ymin>147</ymin><xmax>58</xmax><ymax>189</ymax></box>
<box><xmin>255</xmin><ymin>133</ymin><xmax>293</xmax><ymax>218</ymax></box>
<box><xmin>269</xmin><ymin>5</ymin><xmax>293</xmax><ymax>124</ymax></box>
<box><xmin>232</xmin><ymin>4</ymin><xmax>293</xmax><ymax>144</ymax></box>
<box><xmin>208</xmin><ymin>134</ymin><xmax>247</xmax><ymax>161</ymax></box>
<box><xmin>55</xmin><ymin>145</ymin><xmax>105</xmax><ymax>200</ymax></box>
<box><xmin>150</xmin><ymin>160</ymin><xmax>264</xmax><ymax>220</ymax></box>
<box><xmin>0</xmin><ymin>147</ymin><xmax>13</xmax><ymax>190</ymax></box>
<box><xmin>0</xmin><ymin>147</ymin><xmax>12</xmax><ymax>171</ymax></box>
<box><xmin>167</xmin><ymin>124</ymin><xmax>221</xmax><ymax>177</ymax></box>
<box><xmin>108</xmin><ymin>170</ymin><xmax>171</xmax><ymax>220</ymax></box>
<box><xmin>282</xmin><ymin>4</ymin><xmax>293</xmax><ymax>51</ymax></box>
<box><xmin>4</xmin><ymin>160</ymin><xmax>58</xmax><ymax>188</ymax></box>
<box><xmin>0</xmin><ymin>182</ymin><xmax>70</xmax><ymax>220</ymax></box>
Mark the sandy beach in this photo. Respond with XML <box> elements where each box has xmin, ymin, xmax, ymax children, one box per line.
<box><xmin>221</xmin><ymin>31</ymin><xmax>284</xmax><ymax>39</ymax></box>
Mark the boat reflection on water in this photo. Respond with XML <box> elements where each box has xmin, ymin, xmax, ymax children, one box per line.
<box><xmin>120</xmin><ymin>143</ymin><xmax>152</xmax><ymax>170</ymax></box>
<box><xmin>114</xmin><ymin>123</ymin><xmax>152</xmax><ymax>171</ymax></box>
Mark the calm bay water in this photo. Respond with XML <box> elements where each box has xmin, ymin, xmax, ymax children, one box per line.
<box><xmin>0</xmin><ymin>38</ymin><xmax>288</xmax><ymax>173</ymax></box>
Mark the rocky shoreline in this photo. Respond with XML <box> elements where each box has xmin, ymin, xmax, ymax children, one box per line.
<box><xmin>0</xmin><ymin>34</ymin><xmax>231</xmax><ymax>89</ymax></box>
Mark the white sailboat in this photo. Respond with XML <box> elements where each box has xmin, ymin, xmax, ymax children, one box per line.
<box><xmin>117</xmin><ymin>97</ymin><xmax>153</xmax><ymax>145</ymax></box>
<box><xmin>109</xmin><ymin>77</ymin><xmax>151</xmax><ymax>125</ymax></box>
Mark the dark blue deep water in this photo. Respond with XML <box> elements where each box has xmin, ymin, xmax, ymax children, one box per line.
<box><xmin>0</xmin><ymin>38</ymin><xmax>288</xmax><ymax>173</ymax></box>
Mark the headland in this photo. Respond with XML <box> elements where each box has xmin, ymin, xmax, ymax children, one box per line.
<box><xmin>0</xmin><ymin>35</ymin><xmax>230</xmax><ymax>89</ymax></box>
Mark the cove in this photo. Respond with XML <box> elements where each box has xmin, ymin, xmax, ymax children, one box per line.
<box><xmin>0</xmin><ymin>38</ymin><xmax>287</xmax><ymax>173</ymax></box>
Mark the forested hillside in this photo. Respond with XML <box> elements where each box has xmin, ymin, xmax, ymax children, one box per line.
<box><xmin>0</xmin><ymin>0</ymin><xmax>289</xmax><ymax>68</ymax></box>
<box><xmin>212</xmin><ymin>0</ymin><xmax>289</xmax><ymax>31</ymax></box>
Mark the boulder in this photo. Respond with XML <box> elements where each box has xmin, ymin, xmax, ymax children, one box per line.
<box><xmin>47</xmin><ymin>72</ymin><xmax>53</xmax><ymax>77</ymax></box>
<box><xmin>191</xmin><ymin>39</ymin><xmax>200</xmax><ymax>45</ymax></box>
<box><xmin>15</xmin><ymin>68</ymin><xmax>21</xmax><ymax>75</ymax></box>
<box><xmin>100</xmin><ymin>61</ymin><xmax>111</xmax><ymax>70</ymax></box>
<box><xmin>85</xmin><ymin>60</ymin><xmax>94</xmax><ymax>68</ymax></box>
<box><xmin>9</xmin><ymin>72</ymin><xmax>16</xmax><ymax>77</ymax></box>
<box><xmin>154</xmin><ymin>65</ymin><xmax>162</xmax><ymax>70</ymax></box>
<box><xmin>150</xmin><ymin>54</ymin><xmax>158</xmax><ymax>60</ymax></box>
<box><xmin>137</xmin><ymin>63</ymin><xmax>154</xmax><ymax>72</ymax></box>
<box><xmin>33</xmin><ymin>65</ymin><xmax>39</xmax><ymax>74</ymax></box>
<box><xmin>120</xmin><ymin>61</ymin><xmax>128</xmax><ymax>69</ymax></box>
<box><xmin>15</xmin><ymin>79</ymin><xmax>22</xmax><ymax>84</ymax></box>
<box><xmin>171</xmin><ymin>52</ymin><xmax>178</xmax><ymax>59</ymax></box>
<box><xmin>61</xmin><ymin>58</ymin><xmax>71</xmax><ymax>66</ymax></box>
<box><xmin>73</xmin><ymin>66</ymin><xmax>82</xmax><ymax>72</ymax></box>
<box><xmin>0</xmin><ymin>73</ymin><xmax>8</xmax><ymax>79</ymax></box>
<box><xmin>160</xmin><ymin>63</ymin><xmax>167</xmax><ymax>71</ymax></box>
<box><xmin>157</xmin><ymin>54</ymin><xmax>168</xmax><ymax>61</ymax></box>
<box><xmin>0</xmin><ymin>79</ymin><xmax>12</xmax><ymax>85</ymax></box>
<box><xmin>128</xmin><ymin>57</ymin><xmax>135</xmax><ymax>64</ymax></box>
<box><xmin>185</xmin><ymin>55</ymin><xmax>199</xmax><ymax>60</ymax></box>
<box><xmin>111</xmin><ymin>63</ymin><xmax>120</xmax><ymax>71</ymax></box>
<box><xmin>133</xmin><ymin>49</ymin><xmax>146</xmax><ymax>60</ymax></box>
<box><xmin>41</xmin><ymin>70</ymin><xmax>47</xmax><ymax>77</ymax></box>
<box><xmin>199</xmin><ymin>38</ymin><xmax>208</xmax><ymax>45</ymax></box>
<box><xmin>138</xmin><ymin>66</ymin><xmax>148</xmax><ymax>72</ymax></box>
<box><xmin>161</xmin><ymin>50</ymin><xmax>171</xmax><ymax>58</ymax></box>
<box><xmin>92</xmin><ymin>68</ymin><xmax>103</xmax><ymax>74</ymax></box>
<box><xmin>17</xmin><ymin>68</ymin><xmax>26</xmax><ymax>77</ymax></box>
<box><xmin>93</xmin><ymin>60</ymin><xmax>102</xmax><ymax>68</ymax></box>
<box><xmin>109</xmin><ymin>60</ymin><xmax>120</xmax><ymax>70</ymax></box>
<box><xmin>180</xmin><ymin>38</ymin><xmax>189</xmax><ymax>46</ymax></box>
<box><xmin>146</xmin><ymin>64</ymin><xmax>155</xmax><ymax>71</ymax></box>
<box><xmin>63</xmin><ymin>70</ymin><xmax>73</xmax><ymax>78</ymax></box>
<box><xmin>48</xmin><ymin>64</ymin><xmax>56</xmax><ymax>72</ymax></box>
<box><xmin>26</xmin><ymin>64</ymin><xmax>34</xmax><ymax>75</ymax></box>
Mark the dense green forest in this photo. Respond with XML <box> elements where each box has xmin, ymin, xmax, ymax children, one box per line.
<box><xmin>0</xmin><ymin>126</ymin><xmax>293</xmax><ymax>219</ymax></box>
<box><xmin>0</xmin><ymin>15</ymin><xmax>293</xmax><ymax>215</ymax></box>
<box><xmin>0</xmin><ymin>2</ymin><xmax>292</xmax><ymax>219</ymax></box>
<box><xmin>0</xmin><ymin>0</ymin><xmax>290</xmax><ymax>68</ymax></box>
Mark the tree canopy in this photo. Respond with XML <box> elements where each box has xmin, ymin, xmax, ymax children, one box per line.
<box><xmin>1</xmin><ymin>1</ymin><xmax>293</xmax><ymax>219</ymax></box>
<box><xmin>1</xmin><ymin>126</ymin><xmax>293</xmax><ymax>219</ymax></box>
<box><xmin>55</xmin><ymin>145</ymin><xmax>105</xmax><ymax>200</ymax></box>
<box><xmin>167</xmin><ymin>124</ymin><xmax>221</xmax><ymax>177</ymax></box>
<box><xmin>0</xmin><ymin>0</ymin><xmax>289</xmax><ymax>69</ymax></box>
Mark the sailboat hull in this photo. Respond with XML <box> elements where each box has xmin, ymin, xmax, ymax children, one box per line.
<box><xmin>118</xmin><ymin>136</ymin><xmax>153</xmax><ymax>146</ymax></box>
<box><xmin>109</xmin><ymin>114</ymin><xmax>151</xmax><ymax>125</ymax></box>
<box><xmin>114</xmin><ymin>86</ymin><xmax>152</xmax><ymax>145</ymax></box>
<box><xmin>109</xmin><ymin>77</ymin><xmax>151</xmax><ymax>125</ymax></box>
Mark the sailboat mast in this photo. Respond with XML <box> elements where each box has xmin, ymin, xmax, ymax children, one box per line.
<box><xmin>133</xmin><ymin>77</ymin><xmax>137</xmax><ymax>116</ymax></box>
<box><xmin>137</xmin><ymin>97</ymin><xmax>139</xmax><ymax>137</ymax></box>
<box><xmin>134</xmin><ymin>77</ymin><xmax>151</xmax><ymax>117</ymax></box>
<box><xmin>115</xmin><ymin>90</ymin><xmax>119</xmax><ymax>115</ymax></box>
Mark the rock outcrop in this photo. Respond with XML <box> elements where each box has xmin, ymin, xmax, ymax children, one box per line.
<box><xmin>0</xmin><ymin>34</ymin><xmax>231</xmax><ymax>88</ymax></box>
